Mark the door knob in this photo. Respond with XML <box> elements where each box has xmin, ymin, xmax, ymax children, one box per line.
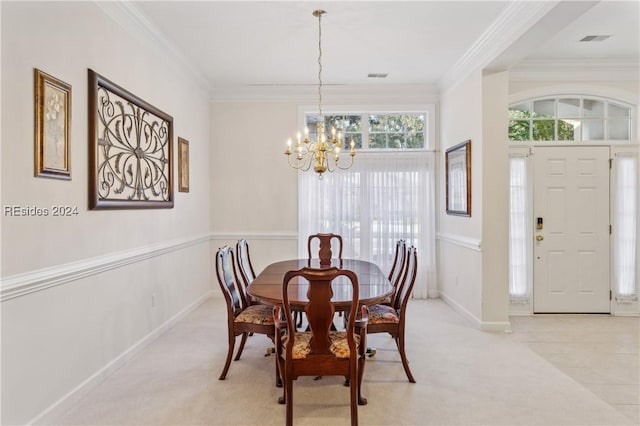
<box><xmin>536</xmin><ymin>235</ymin><xmax>544</xmax><ymax>241</ymax></box>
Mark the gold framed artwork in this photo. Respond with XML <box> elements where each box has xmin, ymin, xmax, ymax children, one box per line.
<box><xmin>88</xmin><ymin>69</ymin><xmax>174</xmax><ymax>209</ymax></box>
<box><xmin>178</xmin><ymin>137</ymin><xmax>189</xmax><ymax>192</ymax></box>
<box><xmin>34</xmin><ymin>69</ymin><xmax>71</xmax><ymax>179</ymax></box>
<box><xmin>445</xmin><ymin>139</ymin><xmax>471</xmax><ymax>216</ymax></box>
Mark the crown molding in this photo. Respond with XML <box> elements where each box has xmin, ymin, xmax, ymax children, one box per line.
<box><xmin>94</xmin><ymin>1</ymin><xmax>211</xmax><ymax>95</ymax></box>
<box><xmin>509</xmin><ymin>59</ymin><xmax>640</xmax><ymax>82</ymax></box>
<box><xmin>210</xmin><ymin>83</ymin><xmax>440</xmax><ymax>103</ymax></box>
<box><xmin>439</xmin><ymin>1</ymin><xmax>559</xmax><ymax>95</ymax></box>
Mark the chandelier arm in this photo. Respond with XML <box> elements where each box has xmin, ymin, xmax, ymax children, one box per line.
<box><xmin>287</xmin><ymin>154</ymin><xmax>313</xmax><ymax>172</ymax></box>
<box><xmin>334</xmin><ymin>156</ymin><xmax>355</xmax><ymax>170</ymax></box>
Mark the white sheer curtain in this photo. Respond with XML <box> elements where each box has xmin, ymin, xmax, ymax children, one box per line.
<box><xmin>614</xmin><ymin>153</ymin><xmax>638</xmax><ymax>297</ymax></box>
<box><xmin>509</xmin><ymin>154</ymin><xmax>531</xmax><ymax>301</ymax></box>
<box><xmin>298</xmin><ymin>151</ymin><xmax>436</xmax><ymax>298</ymax></box>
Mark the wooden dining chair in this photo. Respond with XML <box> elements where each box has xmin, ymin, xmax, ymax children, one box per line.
<box><xmin>273</xmin><ymin>267</ymin><xmax>369</xmax><ymax>426</ymax></box>
<box><xmin>215</xmin><ymin>246</ymin><xmax>278</xmax><ymax>383</ymax></box>
<box><xmin>366</xmin><ymin>246</ymin><xmax>418</xmax><ymax>383</ymax></box>
<box><xmin>383</xmin><ymin>239</ymin><xmax>408</xmax><ymax>305</ymax></box>
<box><xmin>307</xmin><ymin>233</ymin><xmax>343</xmax><ymax>265</ymax></box>
<box><xmin>235</xmin><ymin>239</ymin><xmax>259</xmax><ymax>307</ymax></box>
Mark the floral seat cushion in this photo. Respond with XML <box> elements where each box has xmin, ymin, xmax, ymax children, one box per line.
<box><xmin>282</xmin><ymin>331</ymin><xmax>361</xmax><ymax>359</ymax></box>
<box><xmin>235</xmin><ymin>304</ymin><xmax>275</xmax><ymax>325</ymax></box>
<box><xmin>369</xmin><ymin>304</ymin><xmax>399</xmax><ymax>324</ymax></box>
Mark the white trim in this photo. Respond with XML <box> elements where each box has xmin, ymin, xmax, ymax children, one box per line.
<box><xmin>510</xmin><ymin>59</ymin><xmax>640</xmax><ymax>82</ymax></box>
<box><xmin>509</xmin><ymin>85</ymin><xmax>639</xmax><ymax>107</ymax></box>
<box><xmin>439</xmin><ymin>1</ymin><xmax>559</xmax><ymax>95</ymax></box>
<box><xmin>94</xmin><ymin>1</ymin><xmax>211</xmax><ymax>95</ymax></box>
<box><xmin>0</xmin><ymin>234</ymin><xmax>211</xmax><ymax>302</ymax></box>
<box><xmin>28</xmin><ymin>291</ymin><xmax>213</xmax><ymax>426</ymax></box>
<box><xmin>210</xmin><ymin>232</ymin><xmax>298</xmax><ymax>241</ymax></box>
<box><xmin>439</xmin><ymin>291</ymin><xmax>510</xmax><ymax>332</ymax></box>
<box><xmin>210</xmin><ymin>84</ymin><xmax>440</xmax><ymax>103</ymax></box>
<box><xmin>436</xmin><ymin>232</ymin><xmax>482</xmax><ymax>252</ymax></box>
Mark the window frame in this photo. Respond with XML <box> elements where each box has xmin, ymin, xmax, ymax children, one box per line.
<box><xmin>297</xmin><ymin>104</ymin><xmax>436</xmax><ymax>152</ymax></box>
<box><xmin>508</xmin><ymin>96</ymin><xmax>635</xmax><ymax>144</ymax></box>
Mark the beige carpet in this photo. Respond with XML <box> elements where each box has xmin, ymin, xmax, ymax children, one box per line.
<box><xmin>52</xmin><ymin>297</ymin><xmax>638</xmax><ymax>425</ymax></box>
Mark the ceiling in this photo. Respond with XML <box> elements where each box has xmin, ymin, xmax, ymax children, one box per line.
<box><xmin>131</xmin><ymin>1</ymin><xmax>639</xmax><ymax>96</ymax></box>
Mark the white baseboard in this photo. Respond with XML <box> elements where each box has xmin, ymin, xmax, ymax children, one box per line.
<box><xmin>29</xmin><ymin>291</ymin><xmax>214</xmax><ymax>425</ymax></box>
<box><xmin>439</xmin><ymin>291</ymin><xmax>511</xmax><ymax>332</ymax></box>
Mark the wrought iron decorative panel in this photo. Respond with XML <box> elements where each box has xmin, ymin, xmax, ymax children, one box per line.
<box><xmin>88</xmin><ymin>69</ymin><xmax>174</xmax><ymax>209</ymax></box>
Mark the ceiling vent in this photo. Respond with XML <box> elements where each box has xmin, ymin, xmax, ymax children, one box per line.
<box><xmin>367</xmin><ymin>73</ymin><xmax>388</xmax><ymax>78</ymax></box>
<box><xmin>579</xmin><ymin>35</ymin><xmax>611</xmax><ymax>42</ymax></box>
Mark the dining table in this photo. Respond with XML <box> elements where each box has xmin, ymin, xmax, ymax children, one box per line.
<box><xmin>247</xmin><ymin>258</ymin><xmax>393</xmax><ymax>311</ymax></box>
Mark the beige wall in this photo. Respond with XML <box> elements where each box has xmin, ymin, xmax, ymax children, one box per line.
<box><xmin>1</xmin><ymin>2</ymin><xmax>211</xmax><ymax>424</ymax></box>
<box><xmin>481</xmin><ymin>70</ymin><xmax>510</xmax><ymax>326</ymax></box>
<box><xmin>437</xmin><ymin>69</ymin><xmax>511</xmax><ymax>330</ymax></box>
<box><xmin>438</xmin><ymin>69</ymin><xmax>484</xmax><ymax>324</ymax></box>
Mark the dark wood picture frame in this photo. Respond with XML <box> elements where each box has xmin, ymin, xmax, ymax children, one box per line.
<box><xmin>34</xmin><ymin>69</ymin><xmax>72</xmax><ymax>180</ymax></box>
<box><xmin>177</xmin><ymin>137</ymin><xmax>189</xmax><ymax>193</ymax></box>
<box><xmin>445</xmin><ymin>139</ymin><xmax>471</xmax><ymax>216</ymax></box>
<box><xmin>88</xmin><ymin>69</ymin><xmax>174</xmax><ymax>209</ymax></box>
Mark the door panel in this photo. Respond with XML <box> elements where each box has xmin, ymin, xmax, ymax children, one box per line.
<box><xmin>533</xmin><ymin>146</ymin><xmax>610</xmax><ymax>313</ymax></box>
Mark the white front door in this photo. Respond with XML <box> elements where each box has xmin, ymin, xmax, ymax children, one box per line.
<box><xmin>533</xmin><ymin>146</ymin><xmax>610</xmax><ymax>313</ymax></box>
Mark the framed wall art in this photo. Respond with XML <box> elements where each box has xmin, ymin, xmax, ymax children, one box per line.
<box><xmin>88</xmin><ymin>69</ymin><xmax>174</xmax><ymax>209</ymax></box>
<box><xmin>177</xmin><ymin>137</ymin><xmax>189</xmax><ymax>193</ymax></box>
<box><xmin>34</xmin><ymin>69</ymin><xmax>72</xmax><ymax>180</ymax></box>
<box><xmin>445</xmin><ymin>139</ymin><xmax>471</xmax><ymax>216</ymax></box>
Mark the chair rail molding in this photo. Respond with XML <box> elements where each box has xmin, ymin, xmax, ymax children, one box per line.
<box><xmin>436</xmin><ymin>232</ymin><xmax>482</xmax><ymax>252</ymax></box>
<box><xmin>1</xmin><ymin>233</ymin><xmax>211</xmax><ymax>302</ymax></box>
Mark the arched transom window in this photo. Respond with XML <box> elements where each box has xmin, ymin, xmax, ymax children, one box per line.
<box><xmin>509</xmin><ymin>97</ymin><xmax>633</xmax><ymax>142</ymax></box>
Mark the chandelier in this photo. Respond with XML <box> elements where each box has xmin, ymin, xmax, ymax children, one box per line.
<box><xmin>285</xmin><ymin>10</ymin><xmax>355</xmax><ymax>178</ymax></box>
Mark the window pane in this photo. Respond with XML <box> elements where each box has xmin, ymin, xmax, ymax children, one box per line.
<box><xmin>388</xmin><ymin>133</ymin><xmax>403</xmax><ymax>148</ymax></box>
<box><xmin>509</xmin><ymin>120</ymin><xmax>530</xmax><ymax>141</ymax></box>
<box><xmin>406</xmin><ymin>132</ymin><xmax>424</xmax><ymax>148</ymax></box>
<box><xmin>369</xmin><ymin>115</ymin><xmax>386</xmax><ymax>132</ymax></box>
<box><xmin>532</xmin><ymin>120</ymin><xmax>555</xmax><ymax>140</ymax></box>
<box><xmin>533</xmin><ymin>99</ymin><xmax>554</xmax><ymax>118</ymax></box>
<box><xmin>387</xmin><ymin>116</ymin><xmax>403</xmax><ymax>132</ymax></box>
<box><xmin>609</xmin><ymin>103</ymin><xmax>631</xmax><ymax>118</ymax></box>
<box><xmin>511</xmin><ymin>102</ymin><xmax>531</xmax><ymax>114</ymax></box>
<box><xmin>369</xmin><ymin>133</ymin><xmax>386</xmax><ymax>148</ymax></box>
<box><xmin>558</xmin><ymin>119</ymin><xmax>579</xmax><ymax>141</ymax></box>
<box><xmin>558</xmin><ymin>98</ymin><xmax>580</xmax><ymax>117</ymax></box>
<box><xmin>582</xmin><ymin>119</ymin><xmax>605</xmax><ymax>140</ymax></box>
<box><xmin>402</xmin><ymin>114</ymin><xmax>425</xmax><ymax>132</ymax></box>
<box><xmin>583</xmin><ymin>99</ymin><xmax>605</xmax><ymax>117</ymax></box>
<box><xmin>343</xmin><ymin>115</ymin><xmax>362</xmax><ymax>132</ymax></box>
<box><xmin>609</xmin><ymin>119</ymin><xmax>631</xmax><ymax>140</ymax></box>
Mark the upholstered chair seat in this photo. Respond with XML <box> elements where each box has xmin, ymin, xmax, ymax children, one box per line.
<box><xmin>368</xmin><ymin>304</ymin><xmax>400</xmax><ymax>324</ymax></box>
<box><xmin>235</xmin><ymin>305</ymin><xmax>276</xmax><ymax>325</ymax></box>
<box><xmin>281</xmin><ymin>331</ymin><xmax>362</xmax><ymax>359</ymax></box>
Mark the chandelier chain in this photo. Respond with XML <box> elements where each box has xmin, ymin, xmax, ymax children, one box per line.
<box><xmin>317</xmin><ymin>11</ymin><xmax>323</xmax><ymax>120</ymax></box>
<box><xmin>284</xmin><ymin>9</ymin><xmax>355</xmax><ymax>177</ymax></box>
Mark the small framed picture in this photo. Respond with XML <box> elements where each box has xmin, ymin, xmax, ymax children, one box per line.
<box><xmin>178</xmin><ymin>137</ymin><xmax>189</xmax><ymax>193</ymax></box>
<box><xmin>445</xmin><ymin>139</ymin><xmax>471</xmax><ymax>216</ymax></box>
<box><xmin>34</xmin><ymin>69</ymin><xmax>71</xmax><ymax>179</ymax></box>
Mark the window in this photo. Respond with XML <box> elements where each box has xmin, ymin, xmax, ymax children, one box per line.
<box><xmin>509</xmin><ymin>153</ymin><xmax>531</xmax><ymax>302</ymax></box>
<box><xmin>298</xmin><ymin>108</ymin><xmax>435</xmax><ymax>299</ymax></box>
<box><xmin>509</xmin><ymin>97</ymin><xmax>632</xmax><ymax>142</ymax></box>
<box><xmin>613</xmin><ymin>152</ymin><xmax>638</xmax><ymax>298</ymax></box>
<box><xmin>306</xmin><ymin>113</ymin><xmax>426</xmax><ymax>150</ymax></box>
